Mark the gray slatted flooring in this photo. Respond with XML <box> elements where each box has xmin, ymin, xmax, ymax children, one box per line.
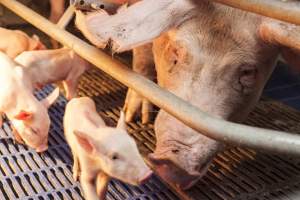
<box><xmin>0</xmin><ymin>68</ymin><xmax>300</xmax><ymax>199</ymax></box>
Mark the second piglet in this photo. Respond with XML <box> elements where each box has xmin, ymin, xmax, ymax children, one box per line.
<box><xmin>0</xmin><ymin>27</ymin><xmax>46</xmax><ymax>58</ymax></box>
<box><xmin>15</xmin><ymin>48</ymin><xmax>91</xmax><ymax>100</ymax></box>
<box><xmin>0</xmin><ymin>52</ymin><xmax>59</xmax><ymax>152</ymax></box>
<box><xmin>64</xmin><ymin>97</ymin><xmax>152</xmax><ymax>200</ymax></box>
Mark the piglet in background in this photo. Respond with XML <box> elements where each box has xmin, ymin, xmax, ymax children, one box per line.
<box><xmin>0</xmin><ymin>27</ymin><xmax>46</xmax><ymax>58</ymax></box>
<box><xmin>0</xmin><ymin>52</ymin><xmax>59</xmax><ymax>152</ymax></box>
<box><xmin>64</xmin><ymin>97</ymin><xmax>152</xmax><ymax>200</ymax></box>
<box><xmin>15</xmin><ymin>48</ymin><xmax>91</xmax><ymax>100</ymax></box>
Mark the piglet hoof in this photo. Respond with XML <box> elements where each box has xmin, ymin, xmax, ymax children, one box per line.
<box><xmin>73</xmin><ymin>171</ymin><xmax>79</xmax><ymax>181</ymax></box>
<box><xmin>124</xmin><ymin>89</ymin><xmax>153</xmax><ymax>124</ymax></box>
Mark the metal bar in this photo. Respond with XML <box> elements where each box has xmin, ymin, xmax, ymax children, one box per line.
<box><xmin>2</xmin><ymin>0</ymin><xmax>300</xmax><ymax>156</ymax></box>
<box><xmin>213</xmin><ymin>0</ymin><xmax>300</xmax><ymax>25</ymax></box>
<box><xmin>56</xmin><ymin>5</ymin><xmax>75</xmax><ymax>29</ymax></box>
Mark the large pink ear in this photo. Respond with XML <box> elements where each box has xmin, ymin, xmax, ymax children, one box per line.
<box><xmin>73</xmin><ymin>130</ymin><xmax>96</xmax><ymax>154</ymax></box>
<box><xmin>117</xmin><ymin>111</ymin><xmax>126</xmax><ymax>130</ymax></box>
<box><xmin>14</xmin><ymin>110</ymin><xmax>33</xmax><ymax>121</ymax></box>
<box><xmin>41</xmin><ymin>88</ymin><xmax>60</xmax><ymax>108</ymax></box>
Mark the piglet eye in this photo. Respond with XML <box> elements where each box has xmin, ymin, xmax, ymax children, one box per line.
<box><xmin>111</xmin><ymin>153</ymin><xmax>119</xmax><ymax>160</ymax></box>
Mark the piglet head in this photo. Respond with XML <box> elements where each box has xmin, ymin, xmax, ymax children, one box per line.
<box><xmin>74</xmin><ymin>112</ymin><xmax>152</xmax><ymax>185</ymax></box>
<box><xmin>11</xmin><ymin>88</ymin><xmax>59</xmax><ymax>152</ymax></box>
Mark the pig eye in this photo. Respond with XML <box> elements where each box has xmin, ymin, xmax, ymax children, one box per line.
<box><xmin>171</xmin><ymin>149</ymin><xmax>180</xmax><ymax>154</ymax></box>
<box><xmin>239</xmin><ymin>65</ymin><xmax>257</xmax><ymax>88</ymax></box>
<box><xmin>110</xmin><ymin>153</ymin><xmax>119</xmax><ymax>160</ymax></box>
<box><xmin>99</xmin><ymin>4</ymin><xmax>105</xmax><ymax>9</ymax></box>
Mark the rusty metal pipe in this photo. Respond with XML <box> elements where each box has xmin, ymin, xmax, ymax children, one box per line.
<box><xmin>213</xmin><ymin>0</ymin><xmax>300</xmax><ymax>25</ymax></box>
<box><xmin>2</xmin><ymin>0</ymin><xmax>300</xmax><ymax>156</ymax></box>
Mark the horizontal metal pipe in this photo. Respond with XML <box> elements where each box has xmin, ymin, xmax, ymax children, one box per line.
<box><xmin>2</xmin><ymin>0</ymin><xmax>300</xmax><ymax>156</ymax></box>
<box><xmin>213</xmin><ymin>0</ymin><xmax>300</xmax><ymax>25</ymax></box>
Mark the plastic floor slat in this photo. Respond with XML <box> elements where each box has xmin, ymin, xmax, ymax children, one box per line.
<box><xmin>0</xmin><ymin>68</ymin><xmax>299</xmax><ymax>199</ymax></box>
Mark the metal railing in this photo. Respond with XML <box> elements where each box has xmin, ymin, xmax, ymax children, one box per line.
<box><xmin>1</xmin><ymin>0</ymin><xmax>300</xmax><ymax>156</ymax></box>
<box><xmin>214</xmin><ymin>0</ymin><xmax>300</xmax><ymax>25</ymax></box>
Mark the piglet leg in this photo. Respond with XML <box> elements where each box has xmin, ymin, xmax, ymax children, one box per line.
<box><xmin>0</xmin><ymin>112</ymin><xmax>3</xmax><ymax>127</ymax></box>
<box><xmin>72</xmin><ymin>154</ymin><xmax>80</xmax><ymax>181</ymax></box>
<box><xmin>96</xmin><ymin>172</ymin><xmax>110</xmax><ymax>200</ymax></box>
<box><xmin>124</xmin><ymin>44</ymin><xmax>155</xmax><ymax>123</ymax></box>
<box><xmin>80</xmin><ymin>171</ymin><xmax>99</xmax><ymax>200</ymax></box>
<box><xmin>11</xmin><ymin>126</ymin><xmax>24</xmax><ymax>144</ymax></box>
<box><xmin>63</xmin><ymin>57</ymin><xmax>88</xmax><ymax>100</ymax></box>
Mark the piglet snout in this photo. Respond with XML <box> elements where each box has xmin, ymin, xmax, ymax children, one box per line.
<box><xmin>35</xmin><ymin>143</ymin><xmax>48</xmax><ymax>153</ymax></box>
<box><xmin>138</xmin><ymin>170</ymin><xmax>153</xmax><ymax>184</ymax></box>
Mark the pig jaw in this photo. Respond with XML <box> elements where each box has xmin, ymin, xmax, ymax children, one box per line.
<box><xmin>149</xmin><ymin>140</ymin><xmax>221</xmax><ymax>190</ymax></box>
<box><xmin>150</xmin><ymin>111</ymin><xmax>225</xmax><ymax>190</ymax></box>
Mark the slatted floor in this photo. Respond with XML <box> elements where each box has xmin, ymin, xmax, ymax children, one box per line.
<box><xmin>0</xmin><ymin>68</ymin><xmax>300</xmax><ymax>200</ymax></box>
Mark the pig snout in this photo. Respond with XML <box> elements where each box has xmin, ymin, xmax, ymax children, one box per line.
<box><xmin>138</xmin><ymin>169</ymin><xmax>153</xmax><ymax>185</ymax></box>
<box><xmin>148</xmin><ymin>152</ymin><xmax>213</xmax><ymax>190</ymax></box>
<box><xmin>152</xmin><ymin>111</ymin><xmax>224</xmax><ymax>189</ymax></box>
<box><xmin>35</xmin><ymin>140</ymin><xmax>49</xmax><ymax>153</ymax></box>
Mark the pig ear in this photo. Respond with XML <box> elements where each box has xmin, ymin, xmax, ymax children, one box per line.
<box><xmin>117</xmin><ymin>111</ymin><xmax>126</xmax><ymax>130</ymax></box>
<box><xmin>259</xmin><ymin>20</ymin><xmax>300</xmax><ymax>52</ymax></box>
<box><xmin>14</xmin><ymin>110</ymin><xmax>33</xmax><ymax>121</ymax></box>
<box><xmin>41</xmin><ymin>87</ymin><xmax>60</xmax><ymax>108</ymax></box>
<box><xmin>74</xmin><ymin>130</ymin><xmax>96</xmax><ymax>154</ymax></box>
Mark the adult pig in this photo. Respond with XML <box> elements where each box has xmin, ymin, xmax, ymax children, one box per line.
<box><xmin>0</xmin><ymin>27</ymin><xmax>46</xmax><ymax>58</ymax></box>
<box><xmin>0</xmin><ymin>52</ymin><xmax>59</xmax><ymax>152</ymax></box>
<box><xmin>15</xmin><ymin>48</ymin><xmax>91</xmax><ymax>100</ymax></box>
<box><xmin>75</xmin><ymin>0</ymin><xmax>300</xmax><ymax>190</ymax></box>
<box><xmin>64</xmin><ymin>97</ymin><xmax>152</xmax><ymax>200</ymax></box>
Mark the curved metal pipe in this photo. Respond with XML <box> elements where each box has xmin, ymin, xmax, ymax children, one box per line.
<box><xmin>2</xmin><ymin>0</ymin><xmax>300</xmax><ymax>156</ymax></box>
<box><xmin>213</xmin><ymin>0</ymin><xmax>300</xmax><ymax>25</ymax></box>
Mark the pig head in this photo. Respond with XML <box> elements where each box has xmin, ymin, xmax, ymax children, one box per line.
<box><xmin>74</xmin><ymin>0</ymin><xmax>300</xmax><ymax>190</ymax></box>
<box><xmin>150</xmin><ymin>7</ymin><xmax>300</xmax><ymax>189</ymax></box>
<box><xmin>9</xmin><ymin>88</ymin><xmax>60</xmax><ymax>152</ymax></box>
<box><xmin>0</xmin><ymin>52</ymin><xmax>59</xmax><ymax>152</ymax></box>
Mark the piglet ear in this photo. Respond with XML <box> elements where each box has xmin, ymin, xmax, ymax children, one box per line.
<box><xmin>117</xmin><ymin>111</ymin><xmax>126</xmax><ymax>130</ymax></box>
<box><xmin>30</xmin><ymin>35</ymin><xmax>46</xmax><ymax>50</ymax></box>
<box><xmin>14</xmin><ymin>110</ymin><xmax>33</xmax><ymax>121</ymax></box>
<box><xmin>74</xmin><ymin>130</ymin><xmax>95</xmax><ymax>154</ymax></box>
<box><xmin>41</xmin><ymin>87</ymin><xmax>60</xmax><ymax>108</ymax></box>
